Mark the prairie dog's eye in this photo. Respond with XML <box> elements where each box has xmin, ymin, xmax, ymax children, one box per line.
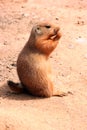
<box><xmin>45</xmin><ymin>25</ymin><xmax>51</xmax><ymax>29</ymax></box>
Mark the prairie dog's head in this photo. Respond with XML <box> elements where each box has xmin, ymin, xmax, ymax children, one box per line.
<box><xmin>31</xmin><ymin>22</ymin><xmax>61</xmax><ymax>41</ymax></box>
<box><xmin>29</xmin><ymin>22</ymin><xmax>62</xmax><ymax>56</ymax></box>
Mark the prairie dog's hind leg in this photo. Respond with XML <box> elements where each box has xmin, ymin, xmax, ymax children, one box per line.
<box><xmin>7</xmin><ymin>80</ymin><xmax>24</xmax><ymax>93</ymax></box>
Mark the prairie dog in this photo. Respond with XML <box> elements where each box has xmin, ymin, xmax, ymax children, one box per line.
<box><xmin>8</xmin><ymin>22</ymin><xmax>68</xmax><ymax>97</ymax></box>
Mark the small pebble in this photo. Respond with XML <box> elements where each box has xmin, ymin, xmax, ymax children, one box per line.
<box><xmin>11</xmin><ymin>63</ymin><xmax>16</xmax><ymax>67</ymax></box>
<box><xmin>3</xmin><ymin>41</ymin><xmax>8</xmax><ymax>45</ymax></box>
<box><xmin>22</xmin><ymin>13</ymin><xmax>29</xmax><ymax>17</ymax></box>
<box><xmin>55</xmin><ymin>17</ymin><xmax>59</xmax><ymax>20</ymax></box>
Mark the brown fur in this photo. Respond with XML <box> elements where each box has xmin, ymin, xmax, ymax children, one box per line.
<box><xmin>8</xmin><ymin>22</ymin><xmax>68</xmax><ymax>97</ymax></box>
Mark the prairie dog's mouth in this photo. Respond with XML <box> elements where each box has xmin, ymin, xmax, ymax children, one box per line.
<box><xmin>50</xmin><ymin>34</ymin><xmax>57</xmax><ymax>40</ymax></box>
<box><xmin>50</xmin><ymin>31</ymin><xmax>61</xmax><ymax>40</ymax></box>
<box><xmin>50</xmin><ymin>28</ymin><xmax>61</xmax><ymax>40</ymax></box>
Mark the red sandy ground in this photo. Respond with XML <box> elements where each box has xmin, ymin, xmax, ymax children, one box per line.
<box><xmin>0</xmin><ymin>0</ymin><xmax>87</xmax><ymax>130</ymax></box>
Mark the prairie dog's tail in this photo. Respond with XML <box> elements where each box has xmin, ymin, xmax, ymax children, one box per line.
<box><xmin>7</xmin><ymin>80</ymin><xmax>24</xmax><ymax>93</ymax></box>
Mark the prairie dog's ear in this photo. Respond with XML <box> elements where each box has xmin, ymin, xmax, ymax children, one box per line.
<box><xmin>35</xmin><ymin>26</ymin><xmax>43</xmax><ymax>35</ymax></box>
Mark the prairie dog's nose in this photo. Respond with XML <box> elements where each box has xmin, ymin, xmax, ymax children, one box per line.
<box><xmin>54</xmin><ymin>27</ymin><xmax>60</xmax><ymax>34</ymax></box>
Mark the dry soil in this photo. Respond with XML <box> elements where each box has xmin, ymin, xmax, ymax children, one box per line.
<box><xmin>0</xmin><ymin>0</ymin><xmax>87</xmax><ymax>130</ymax></box>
